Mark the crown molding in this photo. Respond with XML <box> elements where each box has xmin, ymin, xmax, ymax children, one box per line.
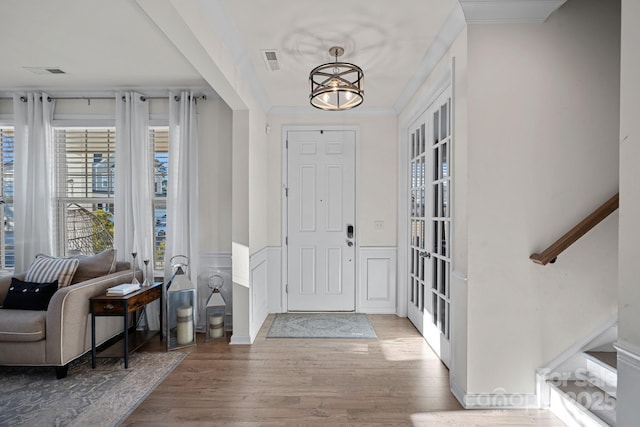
<box><xmin>459</xmin><ymin>0</ymin><xmax>567</xmax><ymax>24</ymax></box>
<box><xmin>268</xmin><ymin>105</ymin><xmax>396</xmax><ymax>117</ymax></box>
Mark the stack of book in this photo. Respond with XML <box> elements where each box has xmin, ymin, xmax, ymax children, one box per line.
<box><xmin>106</xmin><ymin>283</ymin><xmax>141</xmax><ymax>296</ymax></box>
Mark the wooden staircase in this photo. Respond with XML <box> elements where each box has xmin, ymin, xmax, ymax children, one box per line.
<box><xmin>547</xmin><ymin>350</ymin><xmax>617</xmax><ymax>426</ymax></box>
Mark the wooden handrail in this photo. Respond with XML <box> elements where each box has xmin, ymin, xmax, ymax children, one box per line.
<box><xmin>530</xmin><ymin>193</ymin><xmax>619</xmax><ymax>265</ymax></box>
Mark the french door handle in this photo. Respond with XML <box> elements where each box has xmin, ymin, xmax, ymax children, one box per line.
<box><xmin>419</xmin><ymin>251</ymin><xmax>431</xmax><ymax>259</ymax></box>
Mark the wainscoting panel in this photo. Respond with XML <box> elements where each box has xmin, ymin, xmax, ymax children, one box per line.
<box><xmin>266</xmin><ymin>247</ymin><xmax>283</xmax><ymax>313</ymax></box>
<box><xmin>358</xmin><ymin>247</ymin><xmax>397</xmax><ymax>313</ymax></box>
<box><xmin>615</xmin><ymin>340</ymin><xmax>640</xmax><ymax>426</ymax></box>
<box><xmin>249</xmin><ymin>248</ymin><xmax>269</xmax><ymax>342</ymax></box>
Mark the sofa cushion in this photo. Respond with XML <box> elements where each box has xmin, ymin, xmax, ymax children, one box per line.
<box><xmin>25</xmin><ymin>255</ymin><xmax>80</xmax><ymax>288</ymax></box>
<box><xmin>70</xmin><ymin>248</ymin><xmax>117</xmax><ymax>284</ymax></box>
<box><xmin>2</xmin><ymin>278</ymin><xmax>58</xmax><ymax>310</ymax></box>
<box><xmin>0</xmin><ymin>309</ymin><xmax>47</xmax><ymax>342</ymax></box>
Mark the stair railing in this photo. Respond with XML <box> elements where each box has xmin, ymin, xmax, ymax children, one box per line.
<box><xmin>530</xmin><ymin>193</ymin><xmax>619</xmax><ymax>265</ymax></box>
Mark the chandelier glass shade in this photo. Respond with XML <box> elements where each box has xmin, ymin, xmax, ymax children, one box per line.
<box><xmin>309</xmin><ymin>47</ymin><xmax>364</xmax><ymax>111</ymax></box>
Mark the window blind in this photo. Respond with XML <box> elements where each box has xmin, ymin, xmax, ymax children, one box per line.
<box><xmin>0</xmin><ymin>127</ymin><xmax>14</xmax><ymax>269</ymax></box>
<box><xmin>55</xmin><ymin>128</ymin><xmax>116</xmax><ymax>199</ymax></box>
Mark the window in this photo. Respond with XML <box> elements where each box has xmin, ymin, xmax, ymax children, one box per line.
<box><xmin>152</xmin><ymin>127</ymin><xmax>168</xmax><ymax>269</ymax></box>
<box><xmin>55</xmin><ymin>127</ymin><xmax>115</xmax><ymax>256</ymax></box>
<box><xmin>0</xmin><ymin>127</ymin><xmax>14</xmax><ymax>269</ymax></box>
<box><xmin>54</xmin><ymin>126</ymin><xmax>169</xmax><ymax>266</ymax></box>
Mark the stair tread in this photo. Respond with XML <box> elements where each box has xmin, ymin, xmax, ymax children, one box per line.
<box><xmin>555</xmin><ymin>380</ymin><xmax>617</xmax><ymax>426</ymax></box>
<box><xmin>586</xmin><ymin>351</ymin><xmax>617</xmax><ymax>370</ymax></box>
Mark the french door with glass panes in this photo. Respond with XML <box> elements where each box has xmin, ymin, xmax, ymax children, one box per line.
<box><xmin>407</xmin><ymin>88</ymin><xmax>452</xmax><ymax>367</ymax></box>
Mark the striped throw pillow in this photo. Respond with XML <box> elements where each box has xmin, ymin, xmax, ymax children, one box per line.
<box><xmin>25</xmin><ymin>255</ymin><xmax>81</xmax><ymax>288</ymax></box>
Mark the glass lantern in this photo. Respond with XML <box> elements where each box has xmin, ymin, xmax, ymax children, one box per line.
<box><xmin>165</xmin><ymin>255</ymin><xmax>197</xmax><ymax>350</ymax></box>
<box><xmin>205</xmin><ymin>291</ymin><xmax>226</xmax><ymax>342</ymax></box>
<box><xmin>205</xmin><ymin>271</ymin><xmax>226</xmax><ymax>342</ymax></box>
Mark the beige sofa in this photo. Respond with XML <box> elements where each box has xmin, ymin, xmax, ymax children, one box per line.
<box><xmin>0</xmin><ymin>261</ymin><xmax>142</xmax><ymax>378</ymax></box>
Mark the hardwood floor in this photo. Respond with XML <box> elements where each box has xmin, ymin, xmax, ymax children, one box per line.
<box><xmin>124</xmin><ymin>315</ymin><xmax>565</xmax><ymax>426</ymax></box>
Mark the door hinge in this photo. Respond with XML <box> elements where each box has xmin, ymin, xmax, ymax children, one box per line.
<box><xmin>285</xmin><ymin>187</ymin><xmax>288</xmax><ymax>197</ymax></box>
<box><xmin>286</xmin><ymin>139</ymin><xmax>288</xmax><ymax>149</ymax></box>
<box><xmin>285</xmin><ymin>284</ymin><xmax>288</xmax><ymax>293</ymax></box>
<box><xmin>285</xmin><ymin>236</ymin><xmax>288</xmax><ymax>245</ymax></box>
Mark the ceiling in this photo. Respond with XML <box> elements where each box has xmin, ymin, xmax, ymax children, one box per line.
<box><xmin>221</xmin><ymin>0</ymin><xmax>458</xmax><ymax>110</ymax></box>
<box><xmin>0</xmin><ymin>0</ymin><xmax>462</xmax><ymax>112</ymax></box>
<box><xmin>0</xmin><ymin>0</ymin><xmax>567</xmax><ymax>112</ymax></box>
<box><xmin>0</xmin><ymin>0</ymin><xmax>205</xmax><ymax>93</ymax></box>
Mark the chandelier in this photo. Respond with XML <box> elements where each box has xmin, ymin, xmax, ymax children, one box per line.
<box><xmin>309</xmin><ymin>46</ymin><xmax>364</xmax><ymax>111</ymax></box>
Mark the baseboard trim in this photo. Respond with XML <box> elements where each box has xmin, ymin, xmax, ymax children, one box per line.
<box><xmin>229</xmin><ymin>334</ymin><xmax>252</xmax><ymax>345</ymax></box>
<box><xmin>463</xmin><ymin>392</ymin><xmax>538</xmax><ymax>409</ymax></box>
<box><xmin>451</xmin><ymin>381</ymin><xmax>538</xmax><ymax>409</ymax></box>
<box><xmin>450</xmin><ymin>378</ymin><xmax>466</xmax><ymax>407</ymax></box>
<box><xmin>360</xmin><ymin>308</ymin><xmax>397</xmax><ymax>314</ymax></box>
<box><xmin>451</xmin><ymin>377</ymin><xmax>537</xmax><ymax>409</ymax></box>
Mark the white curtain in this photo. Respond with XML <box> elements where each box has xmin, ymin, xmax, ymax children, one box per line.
<box><xmin>166</xmin><ymin>91</ymin><xmax>201</xmax><ymax>329</ymax></box>
<box><xmin>13</xmin><ymin>93</ymin><xmax>55</xmax><ymax>272</ymax></box>
<box><xmin>114</xmin><ymin>92</ymin><xmax>158</xmax><ymax>328</ymax></box>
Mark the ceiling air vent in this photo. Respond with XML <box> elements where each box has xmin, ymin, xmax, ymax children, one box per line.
<box><xmin>23</xmin><ymin>66</ymin><xmax>66</xmax><ymax>75</ymax></box>
<box><xmin>261</xmin><ymin>50</ymin><xmax>280</xmax><ymax>71</ymax></box>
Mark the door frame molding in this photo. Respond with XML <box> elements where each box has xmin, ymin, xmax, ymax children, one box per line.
<box><xmin>397</xmin><ymin>62</ymin><xmax>454</xmax><ymax>318</ymax></box>
<box><xmin>281</xmin><ymin>125</ymin><xmax>360</xmax><ymax>313</ymax></box>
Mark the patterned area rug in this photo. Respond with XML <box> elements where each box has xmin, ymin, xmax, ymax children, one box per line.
<box><xmin>267</xmin><ymin>313</ymin><xmax>377</xmax><ymax>338</ymax></box>
<box><xmin>0</xmin><ymin>351</ymin><xmax>187</xmax><ymax>427</ymax></box>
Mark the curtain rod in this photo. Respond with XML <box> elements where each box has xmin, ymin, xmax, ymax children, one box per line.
<box><xmin>0</xmin><ymin>95</ymin><xmax>207</xmax><ymax>103</ymax></box>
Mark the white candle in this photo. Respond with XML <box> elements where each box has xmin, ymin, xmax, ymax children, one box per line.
<box><xmin>176</xmin><ymin>305</ymin><xmax>193</xmax><ymax>345</ymax></box>
<box><xmin>209</xmin><ymin>314</ymin><xmax>224</xmax><ymax>338</ymax></box>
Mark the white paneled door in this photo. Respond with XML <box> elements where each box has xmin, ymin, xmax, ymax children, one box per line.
<box><xmin>407</xmin><ymin>89</ymin><xmax>452</xmax><ymax>367</ymax></box>
<box><xmin>287</xmin><ymin>130</ymin><xmax>356</xmax><ymax>311</ymax></box>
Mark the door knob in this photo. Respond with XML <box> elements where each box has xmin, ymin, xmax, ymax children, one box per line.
<box><xmin>346</xmin><ymin>240</ymin><xmax>353</xmax><ymax>247</ymax></box>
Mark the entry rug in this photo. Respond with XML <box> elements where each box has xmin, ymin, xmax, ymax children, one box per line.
<box><xmin>267</xmin><ymin>313</ymin><xmax>377</xmax><ymax>338</ymax></box>
<box><xmin>0</xmin><ymin>351</ymin><xmax>187</xmax><ymax>427</ymax></box>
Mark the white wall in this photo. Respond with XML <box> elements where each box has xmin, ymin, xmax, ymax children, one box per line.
<box><xmin>618</xmin><ymin>0</ymin><xmax>640</xmax><ymax>354</ymax></box>
<box><xmin>465</xmin><ymin>0</ymin><xmax>620</xmax><ymax>395</ymax></box>
<box><xmin>198</xmin><ymin>99</ymin><xmax>233</xmax><ymax>254</ymax></box>
<box><xmin>249</xmin><ymin>110</ymin><xmax>269</xmax><ymax>252</ymax></box>
<box><xmin>398</xmin><ymin>18</ymin><xmax>470</xmax><ymax>399</ymax></box>
<box><xmin>617</xmin><ymin>0</ymin><xmax>640</xmax><ymax>424</ymax></box>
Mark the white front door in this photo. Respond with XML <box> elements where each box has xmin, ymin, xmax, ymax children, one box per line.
<box><xmin>286</xmin><ymin>129</ymin><xmax>356</xmax><ymax>311</ymax></box>
<box><xmin>407</xmin><ymin>89</ymin><xmax>452</xmax><ymax>367</ymax></box>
